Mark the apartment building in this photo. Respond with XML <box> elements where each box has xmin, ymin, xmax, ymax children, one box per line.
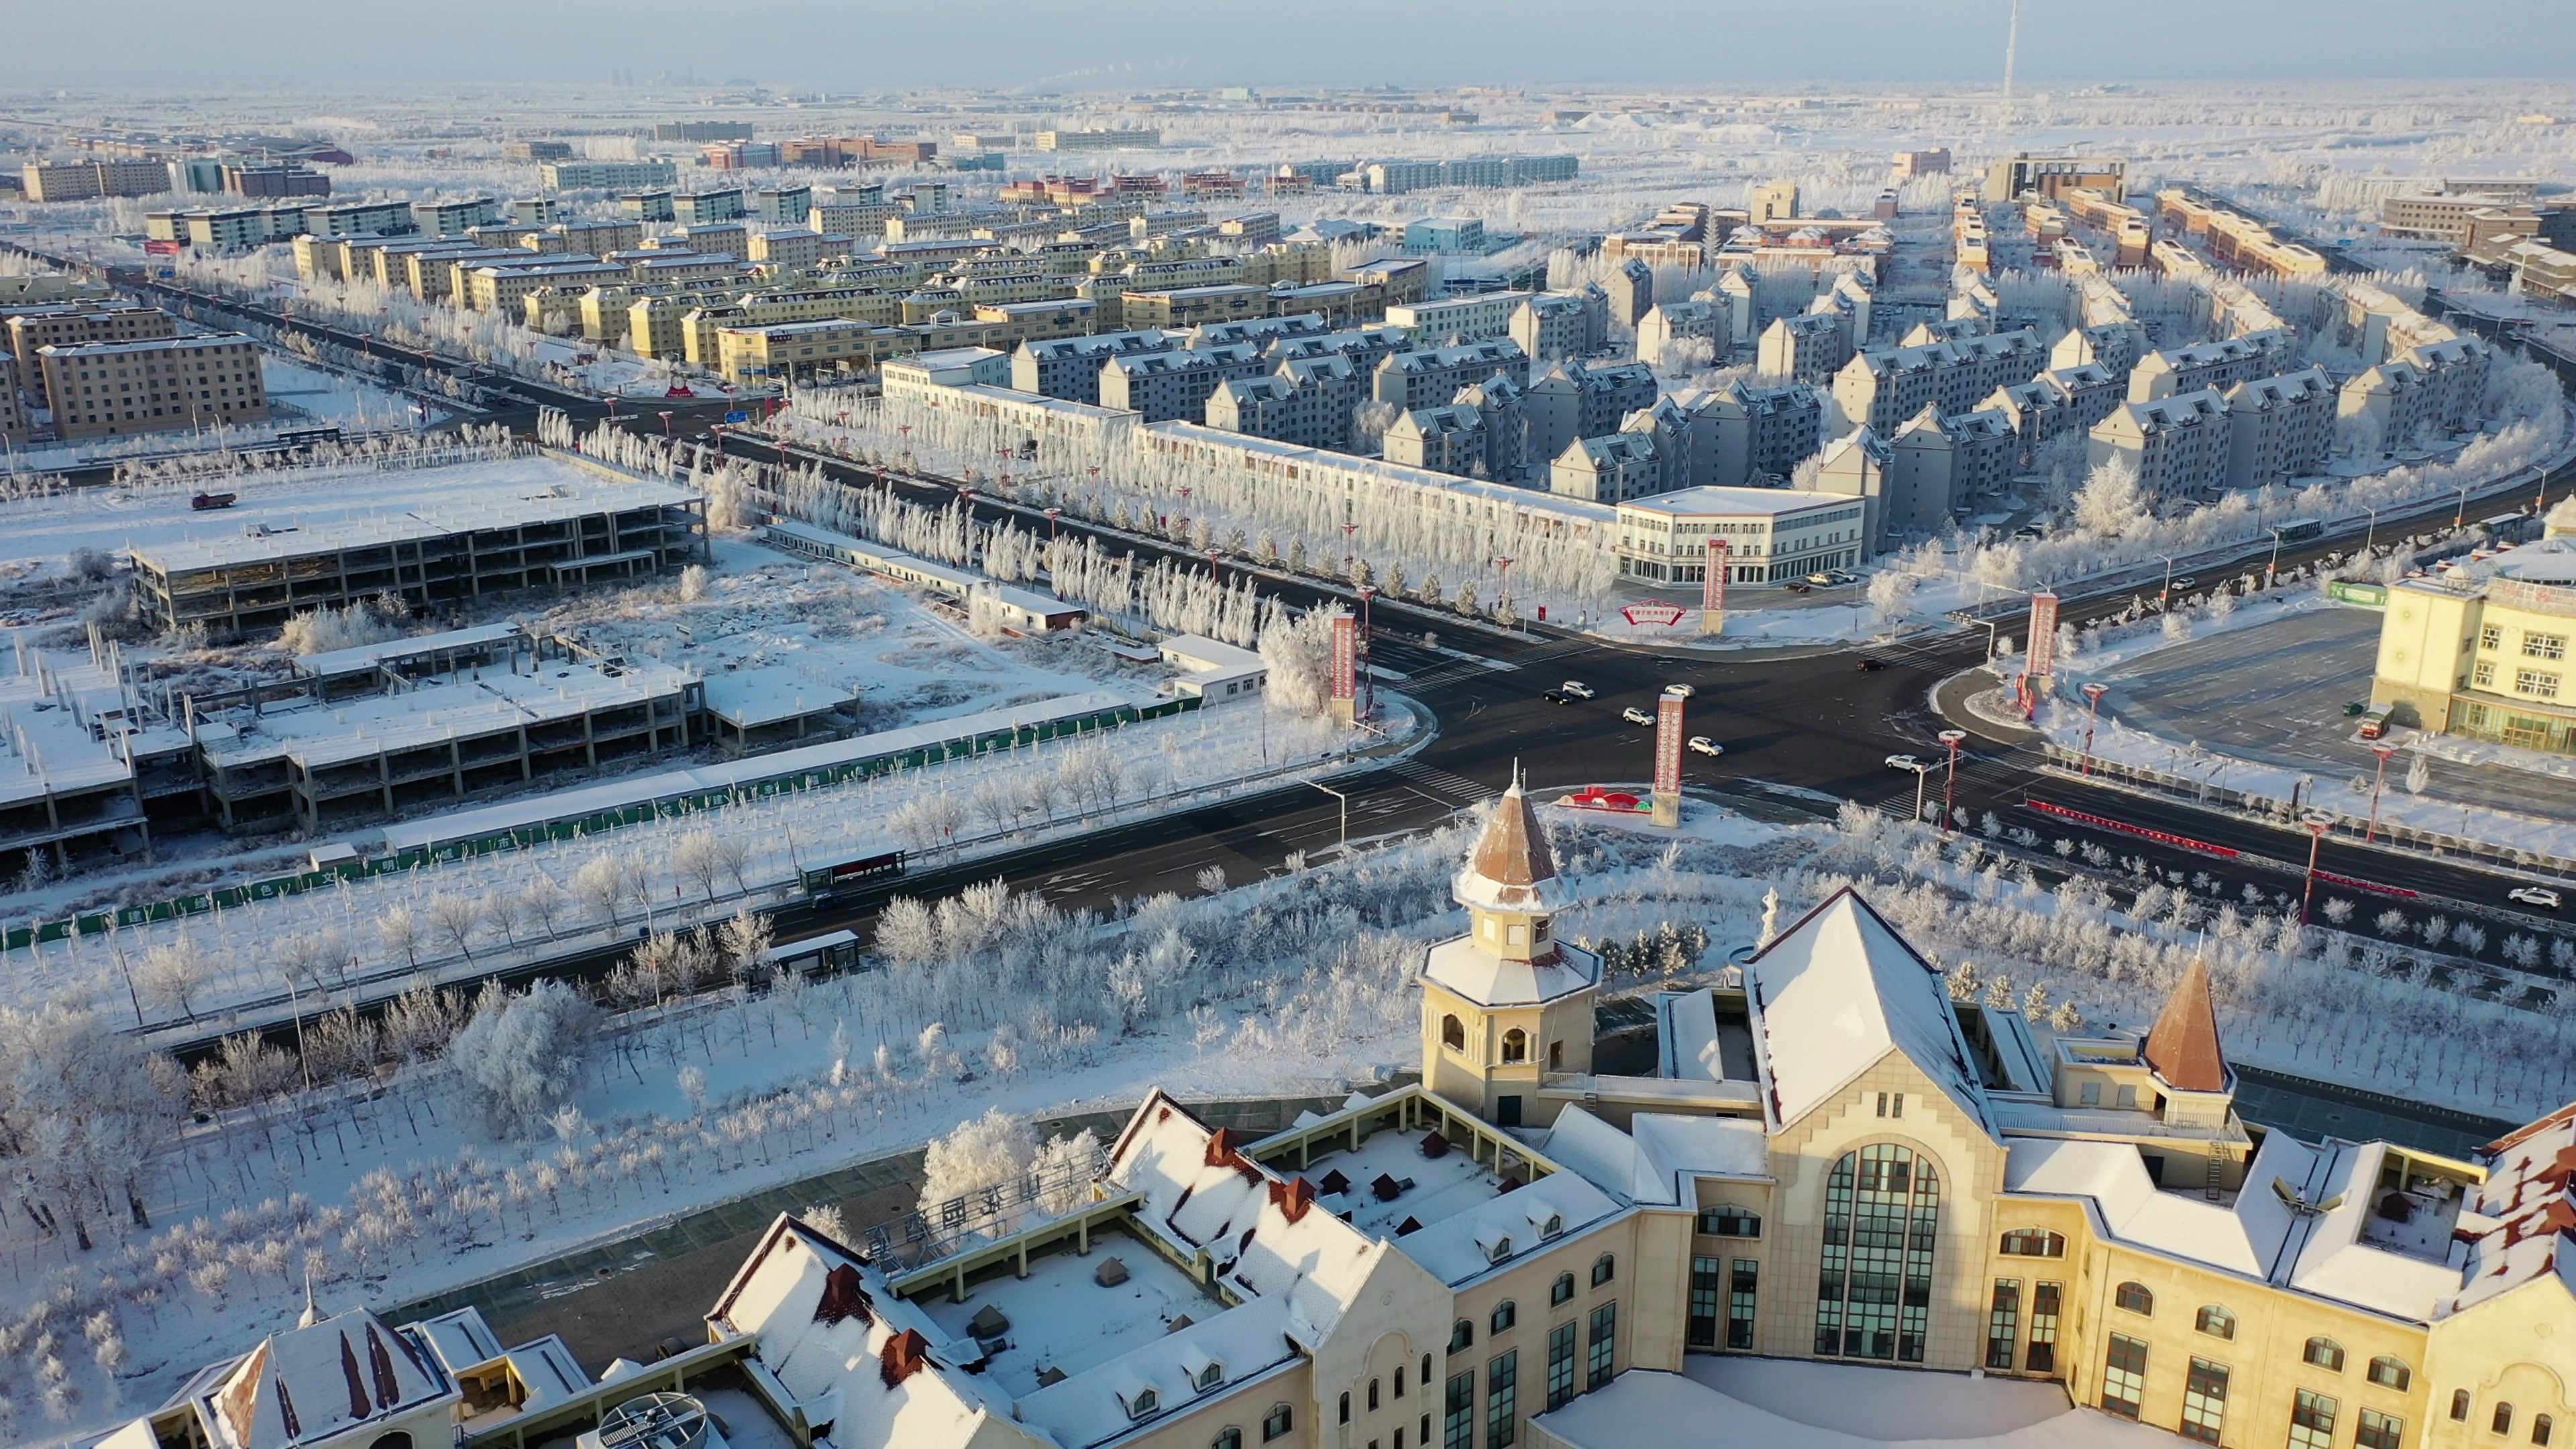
<box><xmin>1371</xmin><ymin>339</ymin><xmax>1529</xmax><ymax>411</ymax></box>
<box><xmin>2224</xmin><ymin>368</ymin><xmax>2336</xmax><ymax>488</ymax></box>
<box><xmin>1888</xmin><ymin>405</ymin><xmax>2017</xmax><ymax>535</ymax></box>
<box><xmin>303</xmin><ymin>199</ymin><xmax>411</xmax><ymax>237</ymax></box>
<box><xmin>0</xmin><ymin>354</ymin><xmax>28</xmax><ymax>442</ymax></box>
<box><xmin>1454</xmin><ymin>374</ymin><xmax>1529</xmax><ymax>482</ymax></box>
<box><xmin>2379</xmin><ymin>193</ymin><xmax>2551</xmax><ymax>247</ymax></box>
<box><xmin>1982</xmin><ymin>152</ymin><xmax>2127</xmax><ymax>203</ymax></box>
<box><xmin>1551</xmin><ymin>431</ymin><xmax>1664</xmax><ymax>502</ymax></box>
<box><xmin>1511</xmin><ymin>289</ymin><xmax>1607</xmax><ymax>363</ymax></box>
<box><xmin>2155</xmin><ymin>191</ymin><xmax>2330</xmax><ymax>280</ymax></box>
<box><xmin>3</xmin><ymin>304</ymin><xmax>180</xmax><ymax>410</ymax></box>
<box><xmin>1605</xmin><ymin>258</ymin><xmax>1656</xmax><ymax>330</ymax></box>
<box><xmin>1893</xmin><ymin>147</ymin><xmax>1952</xmax><ymax>178</ymax></box>
<box><xmin>2090</xmin><ymin>388</ymin><xmax>2233</xmax><ymax>499</ymax></box>
<box><xmin>660</xmin><ymin>221</ymin><xmax>751</xmax><ymax>260</ymax></box>
<box><xmin>1526</xmin><ymin>361</ymin><xmax>1658</xmax><ymax>472</ymax></box>
<box><xmin>1756</xmin><ymin>311</ymin><xmax>1851</xmax><ymax>384</ymax></box>
<box><xmin>463</xmin><ymin>260</ymin><xmax>627</xmax><ymax>315</ymax></box>
<box><xmin>36</xmin><ymin>333</ymin><xmax>268</xmax><ymax>440</ymax></box>
<box><xmin>1684</xmin><ymin>378</ymin><xmax>1826</xmax><ymax>489</ymax></box>
<box><xmin>1035</xmin><ymin>128</ymin><xmax>1160</xmax><ymax>151</ymax></box>
<box><xmin>2128</xmin><ymin>331</ymin><xmax>2298</xmax><ymax>402</ymax></box>
<box><xmin>2050</xmin><ymin>321</ymin><xmax>2145</xmax><ymax>384</ymax></box>
<box><xmin>1383</xmin><ymin>403</ymin><xmax>1487</xmax><ymax>475</ymax></box>
<box><xmin>674</xmin><ymin>189</ymin><xmax>745</xmax><ymax>225</ymax></box>
<box><xmin>223</xmin><ymin>163</ymin><xmax>329</xmax><ymax>198</ymax></box>
<box><xmin>541</xmin><ymin>160</ymin><xmax>680</xmax><ymax>191</ymax></box>
<box><xmin>411</xmin><ymin>197</ymin><xmax>500</xmax><ymax>237</ymax></box>
<box><xmin>1011</xmin><ymin>330</ymin><xmax>1177</xmax><ymax>403</ymax></box>
<box><xmin>2339</xmin><ymin>362</ymin><xmax>2434</xmax><ymax>451</ymax></box>
<box><xmin>1983</xmin><ymin>363</ymin><xmax>2123</xmax><ymax>460</ymax></box>
<box><xmin>1637</xmin><ymin>299</ymin><xmax>1728</xmax><ymax>366</ymax></box>
<box><xmin>22</xmin><ymin>160</ymin><xmax>171</xmax><ymax>201</ymax></box>
<box><xmin>1203</xmin><ymin>354</ymin><xmax>1360</xmax><ymax>451</ymax></box>
<box><xmin>1115</xmin><ymin>283</ymin><xmax>1272</xmax><ymax>330</ymax></box>
<box><xmin>1099</xmin><ymin>343</ymin><xmax>1271</xmax><ymax>423</ymax></box>
<box><xmin>1831</xmin><ymin>329</ymin><xmax>2047</xmax><ymax>436</ymax></box>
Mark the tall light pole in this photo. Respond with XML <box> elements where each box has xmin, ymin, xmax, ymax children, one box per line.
<box><xmin>2266</xmin><ymin>527</ymin><xmax>2288</xmax><ymax>586</ymax></box>
<box><xmin>2300</xmin><ymin>811</ymin><xmax>2334</xmax><ymax>925</ymax></box>
<box><xmin>1938</xmin><ymin>729</ymin><xmax>1968</xmax><ymax>834</ymax></box>
<box><xmin>2367</xmin><ymin>742</ymin><xmax>2398</xmax><ymax>843</ymax></box>
<box><xmin>2080</xmin><ymin>682</ymin><xmax>2110</xmax><ymax>774</ymax></box>
<box><xmin>2361</xmin><ymin>505</ymin><xmax>2381</xmax><ymax>559</ymax></box>
<box><xmin>1493</xmin><ymin>555</ymin><xmax>1517</xmax><ymax>619</ymax></box>
<box><xmin>1305</xmin><ymin>780</ymin><xmax>1348</xmax><ymax>852</ymax></box>
<box><xmin>1896</xmin><ymin>759</ymin><xmax>1934</xmax><ymax>825</ymax></box>
<box><xmin>2158</xmin><ymin>553</ymin><xmax>2178</xmax><ymax>609</ymax></box>
<box><xmin>1357</xmin><ymin>584</ymin><xmax>1378</xmax><ymax>720</ymax></box>
<box><xmin>2455</xmin><ymin>481</ymin><xmax>2474</xmax><ymax>531</ymax></box>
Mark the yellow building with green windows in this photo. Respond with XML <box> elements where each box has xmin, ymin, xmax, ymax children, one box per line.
<box><xmin>2375</xmin><ymin>513</ymin><xmax>2576</xmax><ymax>753</ymax></box>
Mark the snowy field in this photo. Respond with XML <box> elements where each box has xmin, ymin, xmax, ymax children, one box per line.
<box><xmin>256</xmin><ymin>355</ymin><xmax>443</xmax><ymax>430</ymax></box>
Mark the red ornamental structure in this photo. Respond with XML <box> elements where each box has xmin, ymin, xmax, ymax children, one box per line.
<box><xmin>2025</xmin><ymin>591</ymin><xmax>2061</xmax><ymax>678</ymax></box>
<box><xmin>1328</xmin><ymin>612</ymin><xmax>1357</xmax><ymax>721</ymax></box>
<box><xmin>1652</xmin><ymin>691</ymin><xmax>1686</xmax><ymax>826</ymax></box>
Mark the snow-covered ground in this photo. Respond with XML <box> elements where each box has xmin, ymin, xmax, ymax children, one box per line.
<box><xmin>257</xmin><ymin>355</ymin><xmax>445</xmax><ymax>429</ymax></box>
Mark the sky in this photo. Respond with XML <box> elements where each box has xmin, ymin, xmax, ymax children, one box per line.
<box><xmin>3</xmin><ymin>1</ymin><xmax>2571</xmax><ymax>89</ymax></box>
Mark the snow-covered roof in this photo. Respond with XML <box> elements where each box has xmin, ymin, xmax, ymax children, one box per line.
<box><xmin>1745</xmin><ymin>889</ymin><xmax>1992</xmax><ymax>1135</ymax></box>
<box><xmin>707</xmin><ymin>1216</ymin><xmax>1028</xmax><ymax>1449</ymax></box>
<box><xmin>128</xmin><ymin>473</ymin><xmax>702</xmax><ymax>574</ymax></box>
<box><xmin>1399</xmin><ymin>1162</ymin><xmax>1623</xmax><ymax>1285</ymax></box>
<box><xmin>197</xmin><ymin>1308</ymin><xmax>453</xmax><ymax>1449</ymax></box>
<box><xmin>2449</xmin><ymin>1102</ymin><xmax>2576</xmax><ymax>1316</ymax></box>
<box><xmin>200</xmin><ymin>659</ymin><xmax>693</xmax><ymax>771</ymax></box>
<box><xmin>1012</xmin><ymin>1295</ymin><xmax>1301</xmax><ymax>1449</ymax></box>
<box><xmin>1543</xmin><ymin>1105</ymin><xmax>1770</xmax><ymax>1207</ymax></box>
<box><xmin>700</xmin><ymin>664</ymin><xmax>861</xmax><ymax>729</ymax></box>
<box><xmin>1105</xmin><ymin>1090</ymin><xmax>1384</xmax><ymax>1350</ymax></box>
<box><xmin>1616</xmin><ymin>486</ymin><xmax>1854</xmax><ymax>523</ymax></box>
<box><xmin>2008</xmin><ymin>1132</ymin><xmax>2465</xmax><ymax>1322</ymax></box>
<box><xmin>1658</xmin><ymin>988</ymin><xmax>1727</xmax><ymax>1083</ymax></box>
<box><xmin>292</xmin><ymin>622</ymin><xmax>525</xmax><ymax>680</ymax></box>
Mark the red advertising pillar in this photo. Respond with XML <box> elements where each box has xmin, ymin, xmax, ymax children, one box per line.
<box><xmin>2025</xmin><ymin>590</ymin><xmax>2061</xmax><ymax>680</ymax></box>
<box><xmin>1328</xmin><ymin>611</ymin><xmax>1357</xmax><ymax>723</ymax></box>
<box><xmin>1652</xmin><ymin>688</ymin><xmax>1686</xmax><ymax>827</ymax></box>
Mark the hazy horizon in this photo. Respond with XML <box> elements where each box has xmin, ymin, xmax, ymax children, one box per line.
<box><xmin>5</xmin><ymin>0</ymin><xmax>2571</xmax><ymax>90</ymax></box>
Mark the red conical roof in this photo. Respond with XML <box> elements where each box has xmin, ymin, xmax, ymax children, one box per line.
<box><xmin>2144</xmin><ymin>957</ymin><xmax>2229</xmax><ymax>1093</ymax></box>
<box><xmin>1470</xmin><ymin>780</ymin><xmax>1557</xmax><ymax>890</ymax></box>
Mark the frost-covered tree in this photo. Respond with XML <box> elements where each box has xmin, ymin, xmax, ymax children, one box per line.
<box><xmin>449</xmin><ymin>980</ymin><xmax>599</xmax><ymax>1137</ymax></box>
<box><xmin>2072</xmin><ymin>459</ymin><xmax>2146</xmax><ymax>537</ymax></box>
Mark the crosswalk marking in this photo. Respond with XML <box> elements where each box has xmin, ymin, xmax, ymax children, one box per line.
<box><xmin>1385</xmin><ymin>758</ymin><xmax>1499</xmax><ymax>803</ymax></box>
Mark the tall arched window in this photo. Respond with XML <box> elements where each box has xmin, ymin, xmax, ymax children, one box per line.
<box><xmin>1501</xmin><ymin>1028</ymin><xmax>1528</xmax><ymax>1063</ymax></box>
<box><xmin>1812</xmin><ymin>1143</ymin><xmax>1941</xmax><ymax>1363</ymax></box>
<box><xmin>1441</xmin><ymin>1014</ymin><xmax>1466</xmax><ymax>1051</ymax></box>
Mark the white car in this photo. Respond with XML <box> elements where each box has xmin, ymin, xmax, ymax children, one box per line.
<box><xmin>1664</xmin><ymin>683</ymin><xmax>1696</xmax><ymax>698</ymax></box>
<box><xmin>1621</xmin><ymin>706</ymin><xmax>1656</xmax><ymax>727</ymax></box>
<box><xmin>2510</xmin><ymin>885</ymin><xmax>2563</xmax><ymax>911</ymax></box>
<box><xmin>1560</xmin><ymin>680</ymin><xmax>1597</xmax><ymax>699</ymax></box>
<box><xmin>1884</xmin><ymin>753</ymin><xmax>1924</xmax><ymax>771</ymax></box>
<box><xmin>1688</xmin><ymin>735</ymin><xmax>1723</xmax><ymax>757</ymax></box>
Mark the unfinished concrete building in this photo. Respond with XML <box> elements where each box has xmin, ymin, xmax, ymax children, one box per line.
<box><xmin>128</xmin><ymin>475</ymin><xmax>708</xmax><ymax>639</ymax></box>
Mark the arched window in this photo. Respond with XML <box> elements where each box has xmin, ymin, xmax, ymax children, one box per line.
<box><xmin>1196</xmin><ymin>1360</ymin><xmax>1226</xmax><ymax>1391</ymax></box>
<box><xmin>2114</xmin><ymin>1282</ymin><xmax>2153</xmax><ymax>1316</ymax></box>
<box><xmin>1450</xmin><ymin>1319</ymin><xmax>1474</xmax><ymax>1352</ymax></box>
<box><xmin>1395</xmin><ymin>1366</ymin><xmax>1406</xmax><ymax>1398</ymax></box>
<box><xmin>1502</xmin><ymin>1028</ymin><xmax>1528</xmax><ymax>1063</ymax></box>
<box><xmin>1420</xmin><ymin>1354</ymin><xmax>1432</xmax><ymax>1391</ymax></box>
<box><xmin>2498</xmin><ymin>1404</ymin><xmax>2518</xmax><ymax>1436</ymax></box>
<box><xmin>1441</xmin><ymin>1014</ymin><xmax>1466</xmax><ymax>1051</ymax></box>
<box><xmin>1491</xmin><ymin>1300</ymin><xmax>1517</xmax><ymax>1333</ymax></box>
<box><xmin>1263</xmin><ymin>1403</ymin><xmax>1293</xmax><ymax>1442</ymax></box>
<box><xmin>2194</xmin><ymin>1305</ymin><xmax>2235</xmax><ymax>1340</ymax></box>
<box><xmin>1998</xmin><ymin>1229</ymin><xmax>2065</xmax><ymax>1258</ymax></box>
<box><xmin>1212</xmin><ymin>1430</ymin><xmax>1242</xmax><ymax>1449</ymax></box>
<box><xmin>2368</xmin><ymin>1356</ymin><xmax>2410</xmax><ymax>1391</ymax></box>
<box><xmin>2305</xmin><ymin>1337</ymin><xmax>2347</xmax><ymax>1373</ymax></box>
<box><xmin>370</xmin><ymin>1438</ymin><xmax>415</xmax><ymax>1449</ymax></box>
<box><xmin>1368</xmin><ymin>1378</ymin><xmax>1381</xmax><ymax>1412</ymax></box>
<box><xmin>1551</xmin><ymin>1273</ymin><xmax>1576</xmax><ymax>1305</ymax></box>
<box><xmin>2536</xmin><ymin>1413</ymin><xmax>2556</xmax><ymax>1447</ymax></box>
<box><xmin>1591</xmin><ymin>1253</ymin><xmax>1616</xmax><ymax>1287</ymax></box>
<box><xmin>2454</xmin><ymin>1391</ymin><xmax>2473</xmax><ymax>1421</ymax></box>
<box><xmin>1699</xmin><ymin>1206</ymin><xmax>1762</xmax><ymax>1237</ymax></box>
<box><xmin>1812</xmin><ymin>1143</ymin><xmax>1942</xmax><ymax>1363</ymax></box>
<box><xmin>1339</xmin><ymin>1391</ymin><xmax>1350</xmax><ymax>1425</ymax></box>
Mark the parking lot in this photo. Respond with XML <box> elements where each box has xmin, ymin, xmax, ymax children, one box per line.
<box><xmin>2093</xmin><ymin>606</ymin><xmax>2576</xmax><ymax>822</ymax></box>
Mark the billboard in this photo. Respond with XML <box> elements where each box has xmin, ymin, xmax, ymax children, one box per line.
<box><xmin>1701</xmin><ymin>537</ymin><xmax>1729</xmax><ymax>614</ymax></box>
<box><xmin>1621</xmin><ymin>600</ymin><xmax>1687</xmax><ymax>628</ymax></box>
<box><xmin>2027</xmin><ymin>592</ymin><xmax>2061</xmax><ymax>678</ymax></box>
<box><xmin>1328</xmin><ymin>612</ymin><xmax>1356</xmax><ymax>703</ymax></box>
<box><xmin>1654</xmin><ymin>692</ymin><xmax>1686</xmax><ymax>798</ymax></box>
<box><xmin>143</xmin><ymin>238</ymin><xmax>184</xmax><ymax>256</ymax></box>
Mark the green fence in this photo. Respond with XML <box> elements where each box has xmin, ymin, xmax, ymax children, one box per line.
<box><xmin>5</xmin><ymin>695</ymin><xmax>1196</xmax><ymax>953</ymax></box>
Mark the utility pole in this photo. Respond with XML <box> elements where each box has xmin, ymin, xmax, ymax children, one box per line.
<box><xmin>1939</xmin><ymin>729</ymin><xmax>1968</xmax><ymax>835</ymax></box>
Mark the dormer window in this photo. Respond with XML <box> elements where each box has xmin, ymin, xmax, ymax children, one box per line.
<box><xmin>1122</xmin><ymin>1386</ymin><xmax>1160</xmax><ymax>1419</ymax></box>
<box><xmin>1502</xmin><ymin>1029</ymin><xmax>1528</xmax><ymax>1063</ymax></box>
<box><xmin>1192</xmin><ymin>1359</ymin><xmax>1225</xmax><ymax>1392</ymax></box>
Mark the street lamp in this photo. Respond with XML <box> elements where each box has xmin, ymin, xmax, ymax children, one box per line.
<box><xmin>2367</xmin><ymin>742</ymin><xmax>2399</xmax><ymax>843</ymax></box>
<box><xmin>1493</xmin><ymin>555</ymin><xmax>1517</xmax><ymax>620</ymax></box>
<box><xmin>2299</xmin><ymin>811</ymin><xmax>2335</xmax><ymax>925</ymax></box>
<box><xmin>2265</xmin><ymin>527</ymin><xmax>2289</xmax><ymax>586</ymax></box>
<box><xmin>1893</xmin><ymin>758</ymin><xmax>1935</xmax><ymax>825</ymax></box>
<box><xmin>1305</xmin><ymin>780</ymin><xmax>1348</xmax><ymax>852</ymax></box>
<box><xmin>2455</xmin><ymin>481</ymin><xmax>2475</xmax><ymax>531</ymax></box>
<box><xmin>2080</xmin><ymin>682</ymin><xmax>2110</xmax><ymax>774</ymax></box>
<box><xmin>2361</xmin><ymin>505</ymin><xmax>2381</xmax><ymax>559</ymax></box>
<box><xmin>1356</xmin><ymin>584</ymin><xmax>1378</xmax><ymax>720</ymax></box>
<box><xmin>658</xmin><ymin>409</ymin><xmax>674</xmax><ymax>441</ymax></box>
<box><xmin>1937</xmin><ymin>729</ymin><xmax>1968</xmax><ymax>834</ymax></box>
<box><xmin>2157</xmin><ymin>553</ymin><xmax>2178</xmax><ymax>609</ymax></box>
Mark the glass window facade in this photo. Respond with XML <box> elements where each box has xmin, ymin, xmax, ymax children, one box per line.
<box><xmin>1728</xmin><ymin>1260</ymin><xmax>1760</xmax><ymax>1352</ymax></box>
<box><xmin>1813</xmin><ymin>1144</ymin><xmax>1941</xmax><ymax>1362</ymax></box>
<box><xmin>1986</xmin><ymin>1280</ymin><xmax>2021</xmax><ymax>1371</ymax></box>
<box><xmin>1587</xmin><ymin>1303</ymin><xmax>1617</xmax><ymax>1390</ymax></box>
<box><xmin>2101</xmin><ymin>1334</ymin><xmax>2149</xmax><ymax>1418</ymax></box>
<box><xmin>1546</xmin><ymin>1323</ymin><xmax>1576</xmax><ymax>1411</ymax></box>
<box><xmin>1486</xmin><ymin>1352</ymin><xmax>1517</xmax><ymax>1449</ymax></box>
<box><xmin>2292</xmin><ymin>1391</ymin><xmax>2340</xmax><ymax>1449</ymax></box>
<box><xmin>2182</xmin><ymin>1358</ymin><xmax>2229</xmax><ymax>1444</ymax></box>
<box><xmin>2026</xmin><ymin>1282</ymin><xmax>2061</xmax><ymax>1375</ymax></box>
<box><xmin>1688</xmin><ymin>1257</ymin><xmax>1722</xmax><ymax>1349</ymax></box>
